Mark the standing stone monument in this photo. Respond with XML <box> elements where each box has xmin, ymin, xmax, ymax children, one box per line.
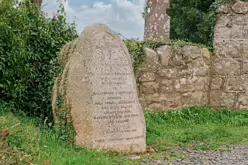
<box><xmin>144</xmin><ymin>0</ymin><xmax>170</xmax><ymax>41</ymax></box>
<box><xmin>52</xmin><ymin>24</ymin><xmax>146</xmax><ymax>153</ymax></box>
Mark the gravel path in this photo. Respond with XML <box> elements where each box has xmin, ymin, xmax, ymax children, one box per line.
<box><xmin>140</xmin><ymin>145</ymin><xmax>248</xmax><ymax>165</ymax></box>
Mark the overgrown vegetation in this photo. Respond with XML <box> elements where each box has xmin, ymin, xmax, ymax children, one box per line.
<box><xmin>54</xmin><ymin>93</ymin><xmax>76</xmax><ymax>144</ymax></box>
<box><xmin>0</xmin><ymin>0</ymin><xmax>78</xmax><ymax>121</ymax></box>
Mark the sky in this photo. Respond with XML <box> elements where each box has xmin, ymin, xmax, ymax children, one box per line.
<box><xmin>42</xmin><ymin>0</ymin><xmax>146</xmax><ymax>40</ymax></box>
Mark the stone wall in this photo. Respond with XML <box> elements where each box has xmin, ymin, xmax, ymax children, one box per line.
<box><xmin>210</xmin><ymin>1</ymin><xmax>248</xmax><ymax>110</ymax></box>
<box><xmin>138</xmin><ymin>1</ymin><xmax>248</xmax><ymax>111</ymax></box>
<box><xmin>137</xmin><ymin>46</ymin><xmax>211</xmax><ymax>111</ymax></box>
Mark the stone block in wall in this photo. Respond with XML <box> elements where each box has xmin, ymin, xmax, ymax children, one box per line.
<box><xmin>144</xmin><ymin>47</ymin><xmax>159</xmax><ymax>63</ymax></box>
<box><xmin>215</xmin><ymin>25</ymin><xmax>248</xmax><ymax>40</ymax></box>
<box><xmin>194</xmin><ymin>77</ymin><xmax>209</xmax><ymax>91</ymax></box>
<box><xmin>156</xmin><ymin>45</ymin><xmax>172</xmax><ymax>66</ymax></box>
<box><xmin>174</xmin><ymin>77</ymin><xmax>208</xmax><ymax>92</ymax></box>
<box><xmin>140</xmin><ymin>82</ymin><xmax>159</xmax><ymax>95</ymax></box>
<box><xmin>210</xmin><ymin>91</ymin><xmax>236</xmax><ymax>108</ymax></box>
<box><xmin>185</xmin><ymin>61</ymin><xmax>209</xmax><ymax>77</ymax></box>
<box><xmin>237</xmin><ymin>93</ymin><xmax>248</xmax><ymax>109</ymax></box>
<box><xmin>161</xmin><ymin>93</ymin><xmax>182</xmax><ymax>110</ymax></box>
<box><xmin>139</xmin><ymin>72</ymin><xmax>156</xmax><ymax>82</ymax></box>
<box><xmin>157</xmin><ymin>68</ymin><xmax>178</xmax><ymax>78</ymax></box>
<box><xmin>140</xmin><ymin>47</ymin><xmax>162</xmax><ymax>73</ymax></box>
<box><xmin>160</xmin><ymin>79</ymin><xmax>174</xmax><ymax>93</ymax></box>
<box><xmin>214</xmin><ymin>40</ymin><xmax>248</xmax><ymax>58</ymax></box>
<box><xmin>230</xmin><ymin>14</ymin><xmax>248</xmax><ymax>27</ymax></box>
<box><xmin>211</xmin><ymin>76</ymin><xmax>224</xmax><ymax>90</ymax></box>
<box><xmin>231</xmin><ymin>1</ymin><xmax>248</xmax><ymax>14</ymax></box>
<box><xmin>181</xmin><ymin>46</ymin><xmax>201</xmax><ymax>59</ymax></box>
<box><xmin>146</xmin><ymin>93</ymin><xmax>182</xmax><ymax>111</ymax></box>
<box><xmin>226</xmin><ymin>77</ymin><xmax>248</xmax><ymax>92</ymax></box>
<box><xmin>174</xmin><ymin>78</ymin><xmax>194</xmax><ymax>92</ymax></box>
<box><xmin>212</xmin><ymin>58</ymin><xmax>241</xmax><ymax>76</ymax></box>
<box><xmin>181</xmin><ymin>91</ymin><xmax>208</xmax><ymax>106</ymax></box>
<box><xmin>160</xmin><ymin>85</ymin><xmax>174</xmax><ymax>93</ymax></box>
<box><xmin>168</xmin><ymin>49</ymin><xmax>186</xmax><ymax>67</ymax></box>
<box><xmin>193</xmin><ymin>67</ymin><xmax>209</xmax><ymax>77</ymax></box>
<box><xmin>243</xmin><ymin>62</ymin><xmax>248</xmax><ymax>74</ymax></box>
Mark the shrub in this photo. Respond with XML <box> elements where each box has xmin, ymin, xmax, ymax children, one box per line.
<box><xmin>0</xmin><ymin>0</ymin><xmax>78</xmax><ymax>121</ymax></box>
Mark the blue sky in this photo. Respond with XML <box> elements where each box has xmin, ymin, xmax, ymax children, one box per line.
<box><xmin>42</xmin><ymin>0</ymin><xmax>145</xmax><ymax>40</ymax></box>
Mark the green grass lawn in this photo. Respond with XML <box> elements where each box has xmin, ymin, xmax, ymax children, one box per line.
<box><xmin>146</xmin><ymin>107</ymin><xmax>248</xmax><ymax>152</ymax></box>
<box><xmin>1</xmin><ymin>103</ymin><xmax>248</xmax><ymax>164</ymax></box>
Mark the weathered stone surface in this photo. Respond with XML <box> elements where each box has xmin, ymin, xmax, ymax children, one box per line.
<box><xmin>237</xmin><ymin>93</ymin><xmax>248</xmax><ymax>109</ymax></box>
<box><xmin>216</xmin><ymin>4</ymin><xmax>231</xmax><ymax>14</ymax></box>
<box><xmin>160</xmin><ymin>79</ymin><xmax>174</xmax><ymax>93</ymax></box>
<box><xmin>243</xmin><ymin>62</ymin><xmax>248</xmax><ymax>74</ymax></box>
<box><xmin>201</xmin><ymin>48</ymin><xmax>211</xmax><ymax>63</ymax></box>
<box><xmin>210</xmin><ymin>91</ymin><xmax>236</xmax><ymax>108</ymax></box>
<box><xmin>139</xmin><ymin>72</ymin><xmax>156</xmax><ymax>82</ymax></box>
<box><xmin>210</xmin><ymin>2</ymin><xmax>248</xmax><ymax>110</ymax></box>
<box><xmin>226</xmin><ymin>77</ymin><xmax>248</xmax><ymax>92</ymax></box>
<box><xmin>156</xmin><ymin>45</ymin><xmax>172</xmax><ymax>66</ymax></box>
<box><xmin>140</xmin><ymin>82</ymin><xmax>159</xmax><ymax>94</ymax></box>
<box><xmin>232</xmin><ymin>1</ymin><xmax>248</xmax><ymax>14</ymax></box>
<box><xmin>182</xmin><ymin>46</ymin><xmax>201</xmax><ymax>59</ymax></box>
<box><xmin>211</xmin><ymin>77</ymin><xmax>224</xmax><ymax>90</ymax></box>
<box><xmin>157</xmin><ymin>68</ymin><xmax>178</xmax><ymax>78</ymax></box>
<box><xmin>53</xmin><ymin>24</ymin><xmax>146</xmax><ymax>153</ymax></box>
<box><xmin>214</xmin><ymin>40</ymin><xmax>248</xmax><ymax>58</ymax></box>
<box><xmin>144</xmin><ymin>0</ymin><xmax>170</xmax><ymax>41</ymax></box>
<box><xmin>181</xmin><ymin>91</ymin><xmax>208</xmax><ymax>106</ymax></box>
<box><xmin>144</xmin><ymin>47</ymin><xmax>159</xmax><ymax>63</ymax></box>
<box><xmin>138</xmin><ymin>45</ymin><xmax>210</xmax><ymax>111</ymax></box>
<box><xmin>212</xmin><ymin>58</ymin><xmax>240</xmax><ymax>76</ymax></box>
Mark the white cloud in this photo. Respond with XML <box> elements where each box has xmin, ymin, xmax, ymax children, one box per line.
<box><xmin>42</xmin><ymin>0</ymin><xmax>145</xmax><ymax>40</ymax></box>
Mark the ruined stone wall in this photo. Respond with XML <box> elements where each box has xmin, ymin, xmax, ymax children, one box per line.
<box><xmin>137</xmin><ymin>46</ymin><xmax>211</xmax><ymax>111</ymax></box>
<box><xmin>210</xmin><ymin>1</ymin><xmax>248</xmax><ymax>110</ymax></box>
<box><xmin>137</xmin><ymin>1</ymin><xmax>248</xmax><ymax>111</ymax></box>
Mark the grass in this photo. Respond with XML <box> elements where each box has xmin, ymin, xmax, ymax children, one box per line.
<box><xmin>0</xmin><ymin>103</ymin><xmax>130</xmax><ymax>165</ymax></box>
<box><xmin>146</xmin><ymin>106</ymin><xmax>248</xmax><ymax>152</ymax></box>
<box><xmin>1</xmin><ymin>103</ymin><xmax>248</xmax><ymax>164</ymax></box>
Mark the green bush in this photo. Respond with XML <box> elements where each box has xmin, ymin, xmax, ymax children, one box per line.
<box><xmin>168</xmin><ymin>0</ymin><xmax>215</xmax><ymax>46</ymax></box>
<box><xmin>0</xmin><ymin>0</ymin><xmax>78</xmax><ymax>121</ymax></box>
